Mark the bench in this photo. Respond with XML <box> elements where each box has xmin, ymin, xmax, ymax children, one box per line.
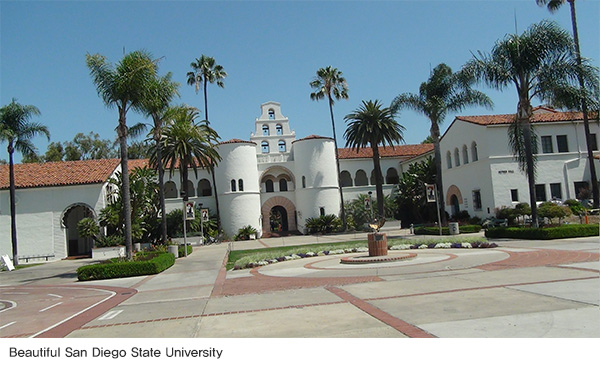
<box><xmin>20</xmin><ymin>254</ymin><xmax>55</xmax><ymax>263</ymax></box>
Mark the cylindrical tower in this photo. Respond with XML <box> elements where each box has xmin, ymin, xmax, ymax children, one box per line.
<box><xmin>292</xmin><ymin>135</ymin><xmax>341</xmax><ymax>233</ymax></box>
<box><xmin>214</xmin><ymin>139</ymin><xmax>262</xmax><ymax>238</ymax></box>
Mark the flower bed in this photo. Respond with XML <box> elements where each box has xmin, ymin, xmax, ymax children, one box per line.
<box><xmin>232</xmin><ymin>240</ymin><xmax>497</xmax><ymax>270</ymax></box>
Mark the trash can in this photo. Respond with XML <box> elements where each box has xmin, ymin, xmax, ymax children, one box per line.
<box><xmin>168</xmin><ymin>244</ymin><xmax>178</xmax><ymax>258</ymax></box>
<box><xmin>449</xmin><ymin>222</ymin><xmax>460</xmax><ymax>235</ymax></box>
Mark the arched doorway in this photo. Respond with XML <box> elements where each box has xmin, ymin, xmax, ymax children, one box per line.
<box><xmin>450</xmin><ymin>195</ymin><xmax>460</xmax><ymax>217</ymax></box>
<box><xmin>62</xmin><ymin>204</ymin><xmax>95</xmax><ymax>257</ymax></box>
<box><xmin>270</xmin><ymin>206</ymin><xmax>288</xmax><ymax>232</ymax></box>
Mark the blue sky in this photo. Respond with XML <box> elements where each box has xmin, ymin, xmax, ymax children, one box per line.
<box><xmin>1</xmin><ymin>0</ymin><xmax>599</xmax><ymax>163</ymax></box>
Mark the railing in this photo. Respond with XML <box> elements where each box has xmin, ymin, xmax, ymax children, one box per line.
<box><xmin>257</xmin><ymin>153</ymin><xmax>292</xmax><ymax>163</ymax></box>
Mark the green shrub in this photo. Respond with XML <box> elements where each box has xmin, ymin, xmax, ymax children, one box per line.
<box><xmin>564</xmin><ymin>199</ymin><xmax>585</xmax><ymax>215</ymax></box>
<box><xmin>485</xmin><ymin>224</ymin><xmax>599</xmax><ymax>240</ymax></box>
<box><xmin>77</xmin><ymin>251</ymin><xmax>175</xmax><ymax>281</ymax></box>
<box><xmin>234</xmin><ymin>225</ymin><xmax>258</xmax><ymax>240</ymax></box>
<box><xmin>413</xmin><ymin>224</ymin><xmax>481</xmax><ymax>235</ymax></box>
<box><xmin>178</xmin><ymin>244</ymin><xmax>193</xmax><ymax>257</ymax></box>
<box><xmin>306</xmin><ymin>214</ymin><xmax>342</xmax><ymax>234</ymax></box>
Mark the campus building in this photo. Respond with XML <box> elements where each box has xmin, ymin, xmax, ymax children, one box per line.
<box><xmin>0</xmin><ymin>101</ymin><xmax>432</xmax><ymax>261</ymax></box>
<box><xmin>440</xmin><ymin>106</ymin><xmax>600</xmax><ymax>218</ymax></box>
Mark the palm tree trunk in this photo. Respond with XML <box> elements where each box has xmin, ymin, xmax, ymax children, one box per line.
<box><xmin>329</xmin><ymin>98</ymin><xmax>347</xmax><ymax>231</ymax></box>
<box><xmin>569</xmin><ymin>0</ymin><xmax>599</xmax><ymax>208</ymax></box>
<box><xmin>431</xmin><ymin>122</ymin><xmax>447</xmax><ymax>225</ymax></box>
<box><xmin>118</xmin><ymin>111</ymin><xmax>133</xmax><ymax>259</ymax></box>
<box><xmin>518</xmin><ymin>101</ymin><xmax>539</xmax><ymax>228</ymax></box>
<box><xmin>202</xmin><ymin>85</ymin><xmax>222</xmax><ymax>232</ymax></box>
<box><xmin>8</xmin><ymin>144</ymin><xmax>19</xmax><ymax>266</ymax></box>
<box><xmin>372</xmin><ymin>143</ymin><xmax>385</xmax><ymax>219</ymax></box>
<box><xmin>152</xmin><ymin>116</ymin><xmax>168</xmax><ymax>243</ymax></box>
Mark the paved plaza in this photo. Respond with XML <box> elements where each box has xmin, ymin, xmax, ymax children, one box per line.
<box><xmin>1</xmin><ymin>230</ymin><xmax>598</xmax><ymax>338</ymax></box>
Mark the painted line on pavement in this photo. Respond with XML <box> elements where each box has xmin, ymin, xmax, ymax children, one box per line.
<box><xmin>98</xmin><ymin>310</ymin><xmax>123</xmax><ymax>320</ymax></box>
<box><xmin>39</xmin><ymin>302</ymin><xmax>63</xmax><ymax>312</ymax></box>
<box><xmin>0</xmin><ymin>321</ymin><xmax>17</xmax><ymax>330</ymax></box>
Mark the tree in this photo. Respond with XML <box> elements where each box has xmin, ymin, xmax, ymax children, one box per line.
<box><xmin>156</xmin><ymin>106</ymin><xmax>221</xmax><ymax>228</ymax></box>
<box><xmin>0</xmin><ymin>99</ymin><xmax>50</xmax><ymax>266</ymax></box>
<box><xmin>310</xmin><ymin>66</ymin><xmax>350</xmax><ymax>230</ymax></box>
<box><xmin>390</xmin><ymin>63</ymin><xmax>492</xmax><ymax>225</ymax></box>
<box><xmin>537</xmin><ymin>0</ymin><xmax>600</xmax><ymax>208</ymax></box>
<box><xmin>344</xmin><ymin>100</ymin><xmax>405</xmax><ymax>220</ymax></box>
<box><xmin>137</xmin><ymin>72</ymin><xmax>180</xmax><ymax>243</ymax></box>
<box><xmin>64</xmin><ymin>132</ymin><xmax>118</xmax><ymax>161</ymax></box>
<box><xmin>462</xmin><ymin>20</ymin><xmax>597</xmax><ymax>227</ymax></box>
<box><xmin>186</xmin><ymin>55</ymin><xmax>227</xmax><ymax>230</ymax></box>
<box><xmin>394</xmin><ymin>156</ymin><xmax>438</xmax><ymax>224</ymax></box>
<box><xmin>86</xmin><ymin>50</ymin><xmax>158</xmax><ymax>258</ymax></box>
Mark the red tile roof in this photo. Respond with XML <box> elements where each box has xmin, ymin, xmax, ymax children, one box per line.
<box><xmin>456</xmin><ymin>107</ymin><xmax>595</xmax><ymax>126</ymax></box>
<box><xmin>0</xmin><ymin>159</ymin><xmax>120</xmax><ymax>190</ymax></box>
<box><xmin>338</xmin><ymin>144</ymin><xmax>434</xmax><ymax>159</ymax></box>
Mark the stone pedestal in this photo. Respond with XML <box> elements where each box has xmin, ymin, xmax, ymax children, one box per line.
<box><xmin>367</xmin><ymin>232</ymin><xmax>388</xmax><ymax>257</ymax></box>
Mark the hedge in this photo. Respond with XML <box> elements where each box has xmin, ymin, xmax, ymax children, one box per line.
<box><xmin>413</xmin><ymin>224</ymin><xmax>482</xmax><ymax>235</ymax></box>
<box><xmin>485</xmin><ymin>224</ymin><xmax>599</xmax><ymax>240</ymax></box>
<box><xmin>77</xmin><ymin>251</ymin><xmax>175</xmax><ymax>281</ymax></box>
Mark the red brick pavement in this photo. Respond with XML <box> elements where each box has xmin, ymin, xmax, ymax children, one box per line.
<box><xmin>477</xmin><ymin>249</ymin><xmax>599</xmax><ymax>271</ymax></box>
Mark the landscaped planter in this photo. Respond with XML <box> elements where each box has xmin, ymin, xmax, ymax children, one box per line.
<box><xmin>92</xmin><ymin>246</ymin><xmax>125</xmax><ymax>260</ymax></box>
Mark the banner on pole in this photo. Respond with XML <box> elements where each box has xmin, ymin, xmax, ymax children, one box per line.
<box><xmin>201</xmin><ymin>208</ymin><xmax>209</xmax><ymax>222</ymax></box>
<box><xmin>425</xmin><ymin>184</ymin><xmax>436</xmax><ymax>203</ymax></box>
<box><xmin>185</xmin><ymin>201</ymin><xmax>195</xmax><ymax>220</ymax></box>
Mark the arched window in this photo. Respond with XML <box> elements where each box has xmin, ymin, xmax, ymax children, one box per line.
<box><xmin>268</xmin><ymin>109</ymin><xmax>275</xmax><ymax>119</ymax></box>
<box><xmin>262</xmin><ymin>125</ymin><xmax>269</xmax><ymax>136</ymax></box>
<box><xmin>355</xmin><ymin>170</ymin><xmax>368</xmax><ymax>186</ymax></box>
<box><xmin>462</xmin><ymin>145</ymin><xmax>469</xmax><ymax>164</ymax></box>
<box><xmin>370</xmin><ymin>170</ymin><xmax>383</xmax><ymax>185</ymax></box>
<box><xmin>454</xmin><ymin>148</ymin><xmax>461</xmax><ymax>167</ymax></box>
<box><xmin>184</xmin><ymin>180</ymin><xmax>195</xmax><ymax>198</ymax></box>
<box><xmin>302</xmin><ymin>176</ymin><xmax>306</xmax><ymax>188</ymax></box>
<box><xmin>471</xmin><ymin>141</ymin><xmax>478</xmax><ymax>162</ymax></box>
<box><xmin>385</xmin><ymin>168</ymin><xmax>399</xmax><ymax>184</ymax></box>
<box><xmin>261</xmin><ymin>141</ymin><xmax>269</xmax><ymax>153</ymax></box>
<box><xmin>278</xmin><ymin>140</ymin><xmax>286</xmax><ymax>152</ymax></box>
<box><xmin>165</xmin><ymin>181</ymin><xmax>178</xmax><ymax>198</ymax></box>
<box><xmin>276</xmin><ymin>124</ymin><xmax>283</xmax><ymax>135</ymax></box>
<box><xmin>238</xmin><ymin>179</ymin><xmax>244</xmax><ymax>192</ymax></box>
<box><xmin>279</xmin><ymin>178</ymin><xmax>288</xmax><ymax>192</ymax></box>
<box><xmin>340</xmin><ymin>170</ymin><xmax>353</xmax><ymax>187</ymax></box>
<box><xmin>447</xmin><ymin>151</ymin><xmax>452</xmax><ymax>169</ymax></box>
<box><xmin>265</xmin><ymin>179</ymin><xmax>274</xmax><ymax>192</ymax></box>
<box><xmin>231</xmin><ymin>179</ymin><xmax>237</xmax><ymax>192</ymax></box>
<box><xmin>198</xmin><ymin>179</ymin><xmax>212</xmax><ymax>196</ymax></box>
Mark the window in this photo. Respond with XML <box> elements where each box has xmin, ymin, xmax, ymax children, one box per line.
<box><xmin>590</xmin><ymin>133</ymin><xmax>598</xmax><ymax>151</ymax></box>
<box><xmin>340</xmin><ymin>171</ymin><xmax>353</xmax><ymax>187</ymax></box>
<box><xmin>462</xmin><ymin>145</ymin><xmax>469</xmax><ymax>164</ymax></box>
<box><xmin>238</xmin><ymin>179</ymin><xmax>244</xmax><ymax>192</ymax></box>
<box><xmin>385</xmin><ymin>168</ymin><xmax>399</xmax><ymax>184</ymax></box>
<box><xmin>265</xmin><ymin>179</ymin><xmax>274</xmax><ymax>192</ymax></box>
<box><xmin>302</xmin><ymin>176</ymin><xmax>306</xmax><ymax>188</ymax></box>
<box><xmin>276</xmin><ymin>124</ymin><xmax>283</xmax><ymax>135</ymax></box>
<box><xmin>262</xmin><ymin>125</ymin><xmax>269</xmax><ymax>136</ymax></box>
<box><xmin>165</xmin><ymin>181</ymin><xmax>178</xmax><ymax>199</ymax></box>
<box><xmin>268</xmin><ymin>109</ymin><xmax>275</xmax><ymax>119</ymax></box>
<box><xmin>471</xmin><ymin>142</ymin><xmax>478</xmax><ymax>162</ymax></box>
<box><xmin>278</xmin><ymin>178</ymin><xmax>288</xmax><ymax>192</ymax></box>
<box><xmin>261</xmin><ymin>141</ymin><xmax>269</xmax><ymax>153</ymax></box>
<box><xmin>355</xmin><ymin>170</ymin><xmax>368</xmax><ymax>186</ymax></box>
<box><xmin>535</xmin><ymin>184</ymin><xmax>547</xmax><ymax>202</ymax></box>
<box><xmin>231</xmin><ymin>179</ymin><xmax>237</xmax><ymax>192</ymax></box>
<box><xmin>574</xmin><ymin>181</ymin><xmax>590</xmax><ymax>200</ymax></box>
<box><xmin>550</xmin><ymin>183</ymin><xmax>562</xmax><ymax>200</ymax></box>
<box><xmin>184</xmin><ymin>180</ymin><xmax>195</xmax><ymax>198</ymax></box>
<box><xmin>511</xmin><ymin>189</ymin><xmax>519</xmax><ymax>202</ymax></box>
<box><xmin>198</xmin><ymin>179</ymin><xmax>212</xmax><ymax>196</ymax></box>
<box><xmin>541</xmin><ymin>135</ymin><xmax>553</xmax><ymax>153</ymax></box>
<box><xmin>454</xmin><ymin>148</ymin><xmax>460</xmax><ymax>167</ymax></box>
<box><xmin>319</xmin><ymin>207</ymin><xmax>325</xmax><ymax>217</ymax></box>
<box><xmin>472</xmin><ymin>190</ymin><xmax>482</xmax><ymax>211</ymax></box>
<box><xmin>447</xmin><ymin>151</ymin><xmax>452</xmax><ymax>169</ymax></box>
<box><xmin>278</xmin><ymin>140</ymin><xmax>286</xmax><ymax>152</ymax></box>
<box><xmin>556</xmin><ymin>135</ymin><xmax>569</xmax><ymax>152</ymax></box>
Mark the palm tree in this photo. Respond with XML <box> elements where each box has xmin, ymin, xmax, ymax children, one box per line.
<box><xmin>462</xmin><ymin>20</ymin><xmax>598</xmax><ymax>227</ymax></box>
<box><xmin>310</xmin><ymin>66</ymin><xmax>349</xmax><ymax>230</ymax></box>
<box><xmin>186</xmin><ymin>55</ymin><xmax>227</xmax><ymax>230</ymax></box>
<box><xmin>537</xmin><ymin>0</ymin><xmax>599</xmax><ymax>208</ymax></box>
<box><xmin>344</xmin><ymin>100</ymin><xmax>405</xmax><ymax>219</ymax></box>
<box><xmin>157</xmin><ymin>106</ymin><xmax>221</xmax><ymax>212</ymax></box>
<box><xmin>86</xmin><ymin>50</ymin><xmax>158</xmax><ymax>258</ymax></box>
<box><xmin>0</xmin><ymin>99</ymin><xmax>50</xmax><ymax>266</ymax></box>
<box><xmin>137</xmin><ymin>72</ymin><xmax>180</xmax><ymax>243</ymax></box>
<box><xmin>390</xmin><ymin>63</ymin><xmax>492</xmax><ymax>225</ymax></box>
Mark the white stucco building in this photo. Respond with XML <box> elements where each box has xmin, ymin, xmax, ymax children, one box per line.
<box><xmin>1</xmin><ymin>101</ymin><xmax>433</xmax><ymax>261</ymax></box>
<box><xmin>441</xmin><ymin>106</ymin><xmax>600</xmax><ymax>218</ymax></box>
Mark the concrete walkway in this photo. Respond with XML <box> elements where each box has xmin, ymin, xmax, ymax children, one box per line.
<box><xmin>2</xmin><ymin>232</ymin><xmax>598</xmax><ymax>338</ymax></box>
